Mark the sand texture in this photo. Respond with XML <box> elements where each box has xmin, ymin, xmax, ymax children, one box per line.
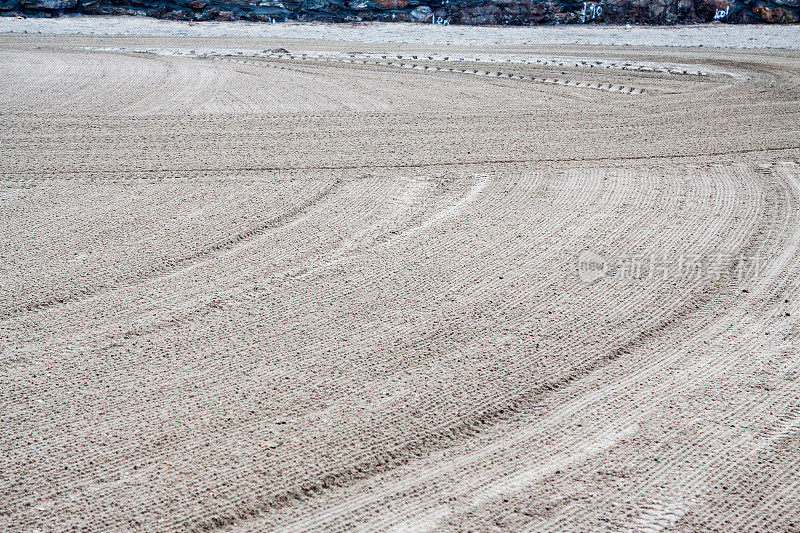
<box><xmin>1</xmin><ymin>20</ymin><xmax>800</xmax><ymax>531</ymax></box>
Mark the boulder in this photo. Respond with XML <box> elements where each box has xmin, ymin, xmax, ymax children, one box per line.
<box><xmin>79</xmin><ymin>1</ymin><xmax>140</xmax><ymax>14</ymax></box>
<box><xmin>180</xmin><ymin>0</ymin><xmax>208</xmax><ymax>10</ymax></box>
<box><xmin>7</xmin><ymin>0</ymin><xmax>800</xmax><ymax>26</ymax></box>
<box><xmin>373</xmin><ymin>0</ymin><xmax>408</xmax><ymax>8</ymax></box>
<box><xmin>348</xmin><ymin>0</ymin><xmax>371</xmax><ymax>9</ymax></box>
<box><xmin>164</xmin><ymin>8</ymin><xmax>194</xmax><ymax>18</ymax></box>
<box><xmin>408</xmin><ymin>4</ymin><xmax>431</xmax><ymax>19</ymax></box>
<box><xmin>752</xmin><ymin>2</ymin><xmax>799</xmax><ymax>21</ymax></box>
<box><xmin>602</xmin><ymin>0</ymin><xmax>684</xmax><ymax>23</ymax></box>
<box><xmin>249</xmin><ymin>4</ymin><xmax>292</xmax><ymax>17</ymax></box>
<box><xmin>693</xmin><ymin>0</ymin><xmax>717</xmax><ymax>20</ymax></box>
<box><xmin>19</xmin><ymin>0</ymin><xmax>76</xmax><ymax>8</ymax></box>
<box><xmin>450</xmin><ymin>2</ymin><xmax>501</xmax><ymax>24</ymax></box>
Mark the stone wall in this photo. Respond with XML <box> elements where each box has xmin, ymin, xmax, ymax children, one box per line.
<box><xmin>1</xmin><ymin>0</ymin><xmax>798</xmax><ymax>24</ymax></box>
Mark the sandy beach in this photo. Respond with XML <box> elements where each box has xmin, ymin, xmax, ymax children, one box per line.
<box><xmin>1</xmin><ymin>18</ymin><xmax>800</xmax><ymax>531</ymax></box>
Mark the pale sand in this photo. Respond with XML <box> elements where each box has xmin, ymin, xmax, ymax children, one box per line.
<box><xmin>1</xmin><ymin>15</ymin><xmax>800</xmax><ymax>48</ymax></box>
<box><xmin>1</xmin><ymin>21</ymin><xmax>800</xmax><ymax>531</ymax></box>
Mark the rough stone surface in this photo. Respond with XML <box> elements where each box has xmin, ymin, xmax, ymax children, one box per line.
<box><xmin>19</xmin><ymin>0</ymin><xmax>76</xmax><ymax>8</ymax></box>
<box><xmin>751</xmin><ymin>1</ymin><xmax>799</xmax><ymax>20</ymax></box>
<box><xmin>0</xmin><ymin>0</ymin><xmax>797</xmax><ymax>27</ymax></box>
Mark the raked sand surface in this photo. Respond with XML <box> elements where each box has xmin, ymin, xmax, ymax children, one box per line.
<box><xmin>1</xmin><ymin>16</ymin><xmax>800</xmax><ymax>48</ymax></box>
<box><xmin>1</xmin><ymin>18</ymin><xmax>800</xmax><ymax>531</ymax></box>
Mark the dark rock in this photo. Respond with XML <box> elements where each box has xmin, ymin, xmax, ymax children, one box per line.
<box><xmin>181</xmin><ymin>0</ymin><xmax>208</xmax><ymax>10</ymax></box>
<box><xmin>4</xmin><ymin>0</ymin><xmax>798</xmax><ymax>25</ymax></box>
<box><xmin>752</xmin><ymin>1</ymin><xmax>799</xmax><ymax>20</ymax></box>
<box><xmin>373</xmin><ymin>0</ymin><xmax>408</xmax><ymax>7</ymax></box>
<box><xmin>80</xmin><ymin>3</ymin><xmax>139</xmax><ymax>14</ymax></box>
<box><xmin>693</xmin><ymin>0</ymin><xmax>717</xmax><ymax>20</ymax></box>
<box><xmin>195</xmin><ymin>6</ymin><xmax>218</xmax><ymax>18</ymax></box>
<box><xmin>302</xmin><ymin>0</ymin><xmax>346</xmax><ymax>12</ymax></box>
<box><xmin>19</xmin><ymin>0</ymin><xmax>76</xmax><ymax>8</ymax></box>
<box><xmin>166</xmin><ymin>8</ymin><xmax>193</xmax><ymax>18</ymax></box>
<box><xmin>408</xmin><ymin>3</ymin><xmax>431</xmax><ymax>19</ymax></box>
<box><xmin>249</xmin><ymin>4</ymin><xmax>292</xmax><ymax>17</ymax></box>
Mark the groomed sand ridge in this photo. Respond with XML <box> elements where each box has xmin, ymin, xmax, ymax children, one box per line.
<box><xmin>1</xmin><ymin>20</ymin><xmax>800</xmax><ymax>531</ymax></box>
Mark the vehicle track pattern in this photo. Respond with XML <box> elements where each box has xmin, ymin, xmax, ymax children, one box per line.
<box><xmin>1</xmin><ymin>33</ymin><xmax>800</xmax><ymax>532</ymax></box>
